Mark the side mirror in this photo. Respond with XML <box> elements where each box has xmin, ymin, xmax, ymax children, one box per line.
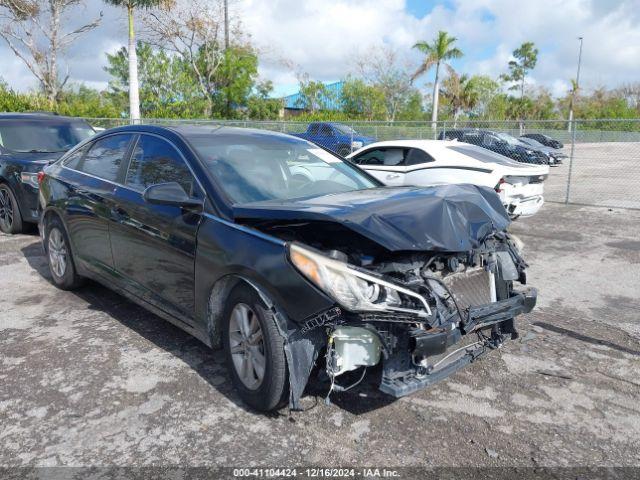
<box><xmin>142</xmin><ymin>182</ymin><xmax>201</xmax><ymax>208</ymax></box>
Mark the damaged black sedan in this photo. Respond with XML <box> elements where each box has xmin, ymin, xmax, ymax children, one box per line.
<box><xmin>38</xmin><ymin>125</ymin><xmax>537</xmax><ymax>411</ymax></box>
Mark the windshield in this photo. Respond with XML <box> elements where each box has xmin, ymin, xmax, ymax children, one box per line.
<box><xmin>520</xmin><ymin>137</ymin><xmax>544</xmax><ymax>148</ymax></box>
<box><xmin>332</xmin><ymin>124</ymin><xmax>357</xmax><ymax>135</ymax></box>
<box><xmin>186</xmin><ymin>132</ymin><xmax>379</xmax><ymax>204</ymax></box>
<box><xmin>0</xmin><ymin>120</ymin><xmax>95</xmax><ymax>153</ymax></box>
<box><xmin>495</xmin><ymin>133</ymin><xmax>520</xmax><ymax>145</ymax></box>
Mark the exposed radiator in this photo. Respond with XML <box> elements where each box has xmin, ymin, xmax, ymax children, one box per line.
<box><xmin>442</xmin><ymin>267</ymin><xmax>496</xmax><ymax>310</ymax></box>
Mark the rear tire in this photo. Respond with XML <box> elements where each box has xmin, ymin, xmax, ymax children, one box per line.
<box><xmin>45</xmin><ymin>216</ymin><xmax>84</xmax><ymax>290</ymax></box>
<box><xmin>0</xmin><ymin>183</ymin><xmax>23</xmax><ymax>234</ymax></box>
<box><xmin>222</xmin><ymin>285</ymin><xmax>288</xmax><ymax>412</ymax></box>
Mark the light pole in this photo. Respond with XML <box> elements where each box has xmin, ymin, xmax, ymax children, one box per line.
<box><xmin>568</xmin><ymin>36</ymin><xmax>583</xmax><ymax>132</ymax></box>
<box><xmin>565</xmin><ymin>36</ymin><xmax>583</xmax><ymax>204</ymax></box>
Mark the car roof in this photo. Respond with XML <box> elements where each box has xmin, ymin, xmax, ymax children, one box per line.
<box><xmin>94</xmin><ymin>124</ymin><xmax>311</xmax><ymax>142</ymax></box>
<box><xmin>0</xmin><ymin>112</ymin><xmax>83</xmax><ymax>121</ymax></box>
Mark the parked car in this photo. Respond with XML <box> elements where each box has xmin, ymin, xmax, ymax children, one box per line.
<box><xmin>521</xmin><ymin>133</ymin><xmax>564</xmax><ymax>149</ymax></box>
<box><xmin>518</xmin><ymin>136</ymin><xmax>567</xmax><ymax>165</ymax></box>
<box><xmin>38</xmin><ymin>125</ymin><xmax>537</xmax><ymax>412</ymax></box>
<box><xmin>292</xmin><ymin>122</ymin><xmax>375</xmax><ymax>156</ymax></box>
<box><xmin>492</xmin><ymin>131</ymin><xmax>559</xmax><ymax>166</ymax></box>
<box><xmin>348</xmin><ymin>140</ymin><xmax>549</xmax><ymax>219</ymax></box>
<box><xmin>0</xmin><ymin>113</ymin><xmax>95</xmax><ymax>234</ymax></box>
<box><xmin>438</xmin><ymin>128</ymin><xmax>549</xmax><ymax>165</ymax></box>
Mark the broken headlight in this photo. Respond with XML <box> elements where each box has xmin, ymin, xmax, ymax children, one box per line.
<box><xmin>289</xmin><ymin>243</ymin><xmax>431</xmax><ymax>317</ymax></box>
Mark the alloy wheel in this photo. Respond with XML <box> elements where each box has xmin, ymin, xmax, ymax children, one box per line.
<box><xmin>48</xmin><ymin>228</ymin><xmax>68</xmax><ymax>278</ymax></box>
<box><xmin>228</xmin><ymin>303</ymin><xmax>266</xmax><ymax>390</ymax></box>
<box><xmin>0</xmin><ymin>187</ymin><xmax>13</xmax><ymax>231</ymax></box>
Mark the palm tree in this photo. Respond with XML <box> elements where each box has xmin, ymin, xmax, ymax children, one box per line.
<box><xmin>104</xmin><ymin>0</ymin><xmax>165</xmax><ymax>123</ymax></box>
<box><xmin>567</xmin><ymin>78</ymin><xmax>579</xmax><ymax>131</ymax></box>
<box><xmin>412</xmin><ymin>31</ymin><xmax>463</xmax><ymax>129</ymax></box>
<box><xmin>440</xmin><ymin>70</ymin><xmax>479</xmax><ymax>126</ymax></box>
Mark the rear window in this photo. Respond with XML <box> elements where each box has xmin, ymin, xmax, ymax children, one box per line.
<box><xmin>0</xmin><ymin>119</ymin><xmax>95</xmax><ymax>153</ymax></box>
<box><xmin>75</xmin><ymin>134</ymin><xmax>133</xmax><ymax>182</ymax></box>
<box><xmin>447</xmin><ymin>144</ymin><xmax>528</xmax><ymax>167</ymax></box>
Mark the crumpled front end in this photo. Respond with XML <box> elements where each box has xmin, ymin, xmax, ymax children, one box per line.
<box><xmin>287</xmin><ymin>231</ymin><xmax>536</xmax><ymax>404</ymax></box>
<box><xmin>240</xmin><ymin>183</ymin><xmax>538</xmax><ymax>407</ymax></box>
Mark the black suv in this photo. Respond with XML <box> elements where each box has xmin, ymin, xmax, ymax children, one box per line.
<box><xmin>0</xmin><ymin>113</ymin><xmax>95</xmax><ymax>234</ymax></box>
<box><xmin>438</xmin><ymin>128</ymin><xmax>549</xmax><ymax>165</ymax></box>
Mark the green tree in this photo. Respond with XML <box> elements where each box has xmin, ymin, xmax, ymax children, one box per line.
<box><xmin>340</xmin><ymin>78</ymin><xmax>386</xmax><ymax>120</ymax></box>
<box><xmin>105</xmin><ymin>42</ymin><xmax>201</xmax><ymax>118</ymax></box>
<box><xmin>468</xmin><ymin>75</ymin><xmax>500</xmax><ymax>117</ymax></box>
<box><xmin>412</xmin><ymin>31</ymin><xmax>463</xmax><ymax>126</ymax></box>
<box><xmin>355</xmin><ymin>46</ymin><xmax>415</xmax><ymax>121</ymax></box>
<box><xmin>105</xmin><ymin>41</ymin><xmax>264</xmax><ymax>119</ymax></box>
<box><xmin>395</xmin><ymin>90</ymin><xmax>425</xmax><ymax>121</ymax></box>
<box><xmin>103</xmin><ymin>0</ymin><xmax>166</xmax><ymax>122</ymax></box>
<box><xmin>57</xmin><ymin>85</ymin><xmax>121</xmax><ymax>117</ymax></box>
<box><xmin>295</xmin><ymin>75</ymin><xmax>335</xmax><ymax>113</ymax></box>
<box><xmin>245</xmin><ymin>80</ymin><xmax>281</xmax><ymax>120</ymax></box>
<box><xmin>210</xmin><ymin>46</ymin><xmax>260</xmax><ymax>118</ymax></box>
<box><xmin>500</xmin><ymin>41</ymin><xmax>539</xmax><ymax>111</ymax></box>
<box><xmin>440</xmin><ymin>70</ymin><xmax>480</xmax><ymax>123</ymax></box>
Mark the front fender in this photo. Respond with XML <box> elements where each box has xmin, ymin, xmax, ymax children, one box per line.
<box><xmin>194</xmin><ymin>214</ymin><xmax>335</xmax><ymax>333</ymax></box>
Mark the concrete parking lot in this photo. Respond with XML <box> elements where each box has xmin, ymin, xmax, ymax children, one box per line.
<box><xmin>544</xmin><ymin>142</ymin><xmax>640</xmax><ymax>209</ymax></box>
<box><xmin>1</xmin><ymin>203</ymin><xmax>639</xmax><ymax>468</ymax></box>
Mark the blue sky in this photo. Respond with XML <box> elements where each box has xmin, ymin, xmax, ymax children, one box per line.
<box><xmin>1</xmin><ymin>0</ymin><xmax>638</xmax><ymax>100</ymax></box>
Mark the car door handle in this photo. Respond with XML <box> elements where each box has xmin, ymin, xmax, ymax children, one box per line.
<box><xmin>386</xmin><ymin>173</ymin><xmax>401</xmax><ymax>179</ymax></box>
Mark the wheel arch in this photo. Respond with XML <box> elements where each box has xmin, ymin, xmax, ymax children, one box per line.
<box><xmin>206</xmin><ymin>274</ymin><xmax>288</xmax><ymax>349</ymax></box>
<box><xmin>0</xmin><ymin>176</ymin><xmax>26</xmax><ymax>219</ymax></box>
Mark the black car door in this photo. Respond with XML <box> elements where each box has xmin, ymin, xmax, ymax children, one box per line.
<box><xmin>59</xmin><ymin>133</ymin><xmax>134</xmax><ymax>273</ymax></box>
<box><xmin>109</xmin><ymin>133</ymin><xmax>204</xmax><ymax>319</ymax></box>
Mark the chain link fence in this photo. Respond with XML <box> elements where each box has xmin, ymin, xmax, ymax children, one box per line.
<box><xmin>86</xmin><ymin>117</ymin><xmax>640</xmax><ymax>210</ymax></box>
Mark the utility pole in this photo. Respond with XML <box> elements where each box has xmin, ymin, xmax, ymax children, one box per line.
<box><xmin>223</xmin><ymin>0</ymin><xmax>231</xmax><ymax>118</ymax></box>
<box><xmin>224</xmin><ymin>0</ymin><xmax>229</xmax><ymax>49</ymax></box>
<box><xmin>568</xmin><ymin>37</ymin><xmax>583</xmax><ymax>132</ymax></box>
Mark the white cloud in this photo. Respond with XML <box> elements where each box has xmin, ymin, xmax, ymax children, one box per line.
<box><xmin>0</xmin><ymin>0</ymin><xmax>638</xmax><ymax>98</ymax></box>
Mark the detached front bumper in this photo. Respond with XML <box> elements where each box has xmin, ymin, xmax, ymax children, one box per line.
<box><xmin>380</xmin><ymin>288</ymin><xmax>537</xmax><ymax>398</ymax></box>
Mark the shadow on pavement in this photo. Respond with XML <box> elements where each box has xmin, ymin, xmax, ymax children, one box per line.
<box><xmin>533</xmin><ymin>321</ymin><xmax>640</xmax><ymax>357</ymax></box>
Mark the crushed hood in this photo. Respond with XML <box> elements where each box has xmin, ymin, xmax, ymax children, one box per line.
<box><xmin>233</xmin><ymin>184</ymin><xmax>511</xmax><ymax>252</ymax></box>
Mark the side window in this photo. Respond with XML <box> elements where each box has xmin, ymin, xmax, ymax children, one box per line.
<box><xmin>125</xmin><ymin>135</ymin><xmax>196</xmax><ymax>195</ymax></box>
<box><xmin>462</xmin><ymin>134</ymin><xmax>481</xmax><ymax>146</ymax></box>
<box><xmin>319</xmin><ymin>125</ymin><xmax>333</xmax><ymax>136</ymax></box>
<box><xmin>405</xmin><ymin>148</ymin><xmax>435</xmax><ymax>166</ymax></box>
<box><xmin>62</xmin><ymin>144</ymin><xmax>90</xmax><ymax>170</ymax></box>
<box><xmin>354</xmin><ymin>148</ymin><xmax>407</xmax><ymax>166</ymax></box>
<box><xmin>307</xmin><ymin>124</ymin><xmax>319</xmax><ymax>135</ymax></box>
<box><xmin>78</xmin><ymin>134</ymin><xmax>133</xmax><ymax>182</ymax></box>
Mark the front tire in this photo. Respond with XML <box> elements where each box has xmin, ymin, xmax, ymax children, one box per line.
<box><xmin>0</xmin><ymin>183</ymin><xmax>23</xmax><ymax>234</ymax></box>
<box><xmin>45</xmin><ymin>216</ymin><xmax>84</xmax><ymax>290</ymax></box>
<box><xmin>223</xmin><ymin>285</ymin><xmax>288</xmax><ymax>411</ymax></box>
